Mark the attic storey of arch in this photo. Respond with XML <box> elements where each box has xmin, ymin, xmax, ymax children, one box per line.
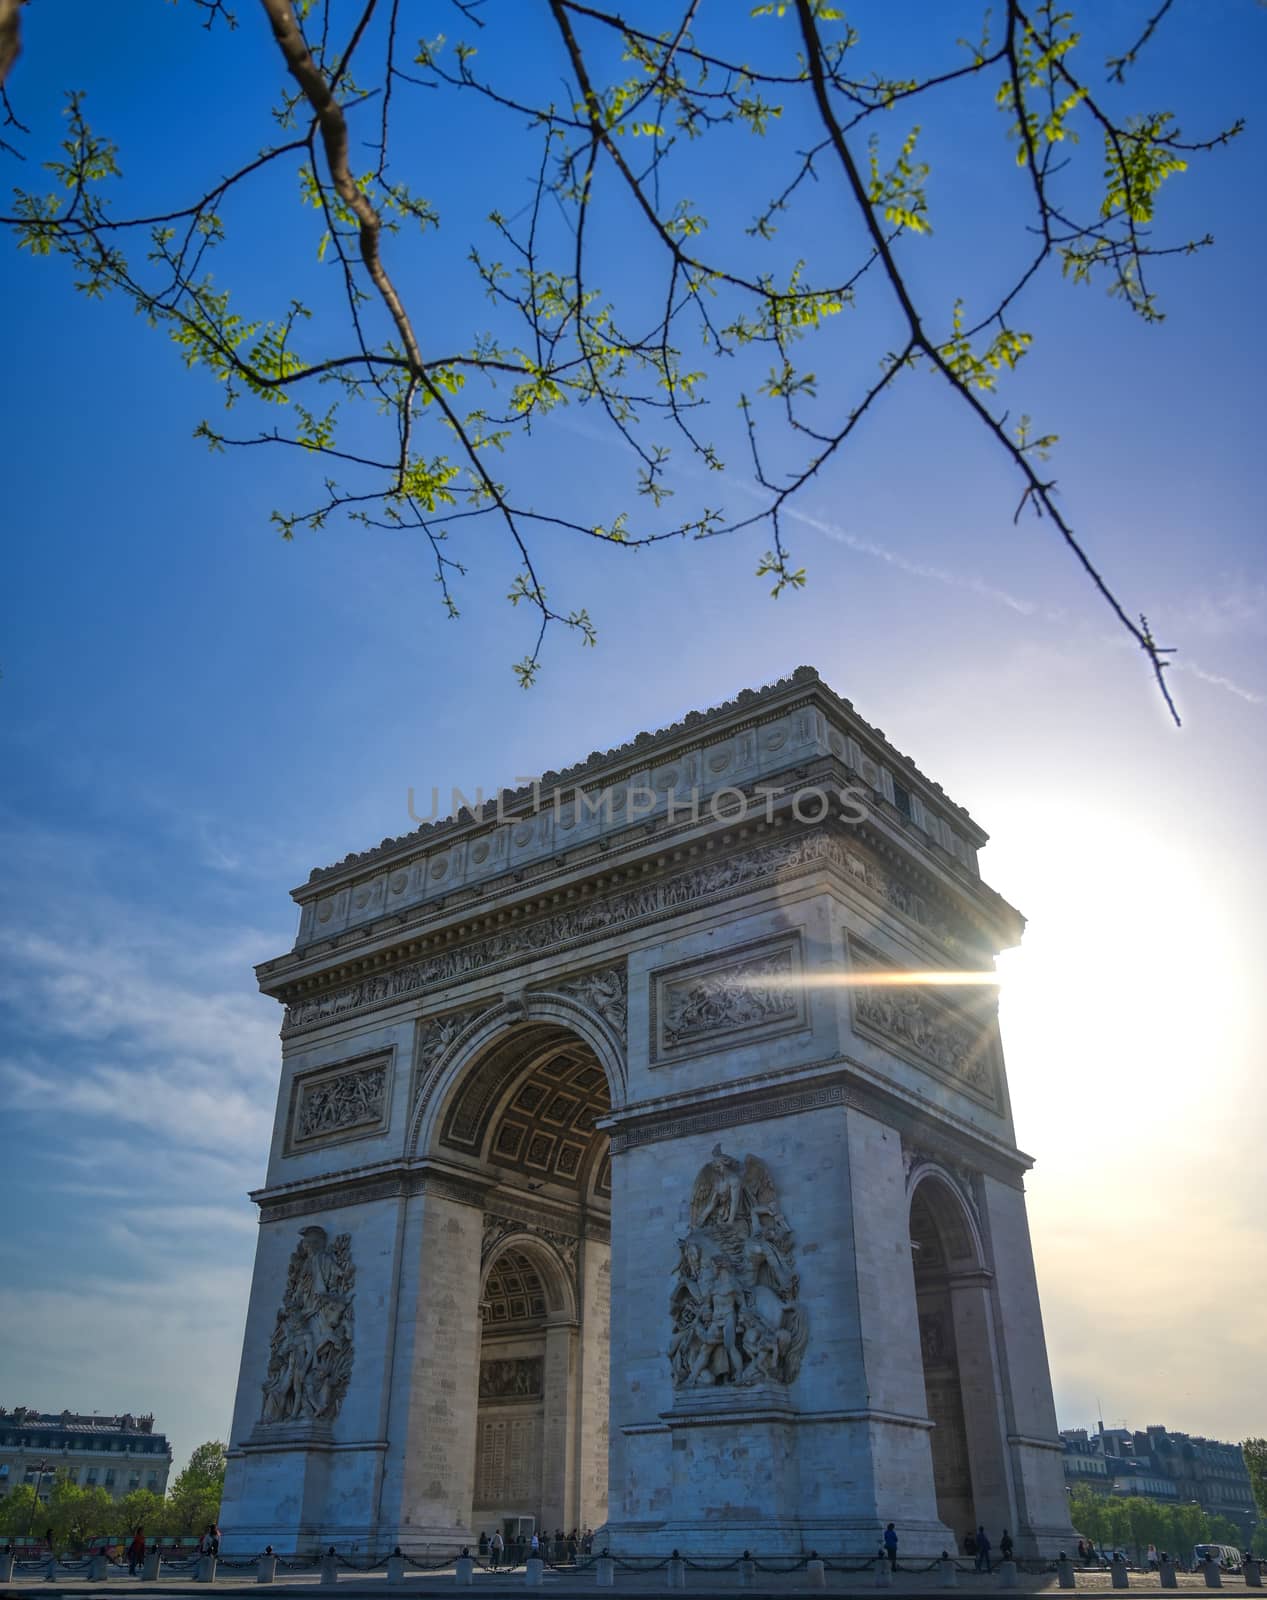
<box><xmin>3</xmin><ymin>0</ymin><xmax>1241</xmax><ymax>713</ymax></box>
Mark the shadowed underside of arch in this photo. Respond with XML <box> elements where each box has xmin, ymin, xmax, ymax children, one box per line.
<box><xmin>910</xmin><ymin>1175</ymin><xmax>980</xmax><ymax>1276</ymax></box>
<box><xmin>481</xmin><ymin>1247</ymin><xmax>548</xmax><ymax>1329</ymax></box>
<box><xmin>438</xmin><ymin>1022</ymin><xmax>612</xmax><ymax>1200</ymax></box>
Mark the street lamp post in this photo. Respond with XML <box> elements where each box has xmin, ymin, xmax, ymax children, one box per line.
<box><xmin>24</xmin><ymin>1459</ymin><xmax>50</xmax><ymax>1539</ymax></box>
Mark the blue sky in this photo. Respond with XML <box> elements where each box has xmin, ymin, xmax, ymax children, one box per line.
<box><xmin>1</xmin><ymin>1</ymin><xmax>1264</xmax><ymax>1469</ymax></box>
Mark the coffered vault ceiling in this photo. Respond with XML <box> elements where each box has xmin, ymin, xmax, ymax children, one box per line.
<box><xmin>440</xmin><ymin>1023</ymin><xmax>612</xmax><ymax>1199</ymax></box>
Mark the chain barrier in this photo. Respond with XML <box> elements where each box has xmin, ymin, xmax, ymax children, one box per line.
<box><xmin>79</xmin><ymin>1540</ymin><xmax>1073</xmax><ymax>1576</ymax></box>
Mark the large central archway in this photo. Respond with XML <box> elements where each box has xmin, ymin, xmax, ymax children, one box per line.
<box><xmin>422</xmin><ymin>1012</ymin><xmax>615</xmax><ymax>1543</ymax></box>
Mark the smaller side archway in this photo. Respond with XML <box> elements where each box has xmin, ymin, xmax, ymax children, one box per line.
<box><xmin>908</xmin><ymin>1167</ymin><xmax>1015</xmax><ymax>1551</ymax></box>
<box><xmin>472</xmin><ymin>1232</ymin><xmax>587</xmax><ymax>1546</ymax></box>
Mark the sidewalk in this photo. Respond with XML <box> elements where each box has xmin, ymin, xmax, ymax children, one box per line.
<box><xmin>1</xmin><ymin>1565</ymin><xmax>1260</xmax><ymax>1598</ymax></box>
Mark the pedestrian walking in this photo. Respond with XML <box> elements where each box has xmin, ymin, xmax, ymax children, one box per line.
<box><xmin>999</xmin><ymin>1531</ymin><xmax>1013</xmax><ymax>1563</ymax></box>
<box><xmin>490</xmin><ymin>1531</ymin><xmax>504</xmax><ymax>1570</ymax></box>
<box><xmin>883</xmin><ymin>1523</ymin><xmax>898</xmax><ymax>1572</ymax></box>
<box><xmin>127</xmin><ymin>1527</ymin><xmax>146</xmax><ymax>1577</ymax></box>
<box><xmin>974</xmin><ymin>1527</ymin><xmax>992</xmax><ymax>1574</ymax></box>
<box><xmin>530</xmin><ymin>1531</ymin><xmax>540</xmax><ymax>1558</ymax></box>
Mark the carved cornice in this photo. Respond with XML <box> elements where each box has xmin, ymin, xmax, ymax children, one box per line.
<box><xmin>609</xmin><ymin>1078</ymin><xmax>853</xmax><ymax>1154</ymax></box>
<box><xmin>251</xmin><ymin>1159</ymin><xmax>617</xmax><ymax>1231</ymax></box>
<box><xmin>298</xmin><ymin>666</ymin><xmax>986</xmax><ymax>891</ymax></box>
<box><xmin>252</xmin><ymin>1160</ymin><xmax>493</xmax><ymax>1224</ymax></box>
<box><xmin>280</xmin><ymin>828</ymin><xmax>831</xmax><ymax>1035</ymax></box>
<box><xmin>279</xmin><ymin>823</ymin><xmax>987</xmax><ymax>1039</ymax></box>
<box><xmin>604</xmin><ymin>1057</ymin><xmax>1029</xmax><ymax>1186</ymax></box>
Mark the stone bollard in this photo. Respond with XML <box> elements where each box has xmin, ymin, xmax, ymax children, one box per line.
<box><xmin>806</xmin><ymin>1558</ymin><xmax>826</xmax><ymax>1589</ymax></box>
<box><xmin>596</xmin><ymin>1557</ymin><xmax>615</xmax><ymax>1587</ymax></box>
<box><xmin>1202</xmin><ymin>1559</ymin><xmax>1223</xmax><ymax>1589</ymax></box>
<box><xmin>874</xmin><ymin>1551</ymin><xmax>892</xmax><ymax>1589</ymax></box>
<box><xmin>1244</xmin><ymin>1557</ymin><xmax>1263</xmax><ymax>1588</ymax></box>
<box><xmin>667</xmin><ymin>1555</ymin><xmax>686</xmax><ymax>1589</ymax></box>
<box><xmin>321</xmin><ymin>1549</ymin><xmax>339</xmax><ymax>1586</ymax></box>
<box><xmin>142</xmin><ymin>1550</ymin><xmax>162</xmax><ymax>1582</ymax></box>
<box><xmin>456</xmin><ymin>1556</ymin><xmax>475</xmax><ymax>1586</ymax></box>
<box><xmin>387</xmin><ymin>1552</ymin><xmax>405</xmax><ymax>1586</ymax></box>
<box><xmin>739</xmin><ymin>1557</ymin><xmax>756</xmax><ymax>1589</ymax></box>
<box><xmin>0</xmin><ymin>1550</ymin><xmax>14</xmax><ymax>1584</ymax></box>
<box><xmin>1110</xmin><ymin>1557</ymin><xmax>1129</xmax><ymax>1588</ymax></box>
<box><xmin>196</xmin><ymin>1555</ymin><xmax>217</xmax><ymax>1583</ymax></box>
<box><xmin>997</xmin><ymin>1560</ymin><xmax>1019</xmax><ymax>1588</ymax></box>
<box><xmin>939</xmin><ymin>1554</ymin><xmax>958</xmax><ymax>1588</ymax></box>
<box><xmin>1159</xmin><ymin>1557</ymin><xmax>1178</xmax><ymax>1589</ymax></box>
<box><xmin>1056</xmin><ymin>1557</ymin><xmax>1076</xmax><ymax>1590</ymax></box>
<box><xmin>258</xmin><ymin>1551</ymin><xmax>277</xmax><ymax>1584</ymax></box>
<box><xmin>525</xmin><ymin>1557</ymin><xmax>544</xmax><ymax>1587</ymax></box>
<box><xmin>90</xmin><ymin>1553</ymin><xmax>110</xmax><ymax>1582</ymax></box>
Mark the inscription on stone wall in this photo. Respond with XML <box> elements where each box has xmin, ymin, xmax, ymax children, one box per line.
<box><xmin>291</xmin><ymin>1055</ymin><xmax>390</xmax><ymax>1149</ymax></box>
<box><xmin>474</xmin><ymin>1415</ymin><xmax>541</xmax><ymax>1507</ymax></box>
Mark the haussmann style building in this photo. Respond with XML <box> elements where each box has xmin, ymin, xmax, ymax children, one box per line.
<box><xmin>0</xmin><ymin>1408</ymin><xmax>172</xmax><ymax>1505</ymax></box>
<box><xmin>219</xmin><ymin>667</ymin><xmax>1075</xmax><ymax>1559</ymax></box>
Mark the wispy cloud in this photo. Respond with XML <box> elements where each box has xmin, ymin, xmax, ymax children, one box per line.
<box><xmin>0</xmin><ymin>827</ymin><xmax>281</xmax><ymax>1463</ymax></box>
<box><xmin>787</xmin><ymin>503</ymin><xmax>1041</xmax><ymax>615</ymax></box>
<box><xmin>787</xmin><ymin>503</ymin><xmax>1266</xmax><ymax>712</ymax></box>
<box><xmin>1172</xmin><ymin>658</ymin><xmax>1265</xmax><ymax>705</ymax></box>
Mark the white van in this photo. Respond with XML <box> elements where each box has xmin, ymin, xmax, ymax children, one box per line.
<box><xmin>1193</xmin><ymin>1544</ymin><xmax>1242</xmax><ymax>1572</ymax></box>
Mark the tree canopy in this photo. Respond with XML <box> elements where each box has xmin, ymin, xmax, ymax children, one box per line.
<box><xmin>1</xmin><ymin>1</ymin><xmax>1243</xmax><ymax>713</ymax></box>
<box><xmin>1245</xmin><ymin>1440</ymin><xmax>1267</xmax><ymax>1515</ymax></box>
<box><xmin>0</xmin><ymin>1442</ymin><xmax>226</xmax><ymax>1550</ymax></box>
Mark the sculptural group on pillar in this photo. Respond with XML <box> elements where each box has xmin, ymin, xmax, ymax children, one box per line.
<box><xmin>668</xmin><ymin>1146</ymin><xmax>807</xmax><ymax>1390</ymax></box>
<box><xmin>260</xmin><ymin>1227</ymin><xmax>356</xmax><ymax>1424</ymax></box>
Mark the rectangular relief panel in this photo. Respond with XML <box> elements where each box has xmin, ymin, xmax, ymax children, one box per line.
<box><xmin>650</xmin><ymin>931</ymin><xmax>806</xmax><ymax>1066</ymax></box>
<box><xmin>846</xmin><ymin>934</ymin><xmax>1002</xmax><ymax>1110</ymax></box>
<box><xmin>284</xmin><ymin>1048</ymin><xmax>394</xmax><ymax>1155</ymax></box>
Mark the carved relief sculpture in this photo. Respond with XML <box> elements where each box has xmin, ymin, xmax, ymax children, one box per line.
<box><xmin>260</xmin><ymin>1227</ymin><xmax>355</xmax><ymax>1424</ymax></box>
<box><xmin>294</xmin><ymin>1060</ymin><xmax>387</xmax><ymax>1144</ymax></box>
<box><xmin>668</xmin><ymin>1146</ymin><xmax>807</xmax><ymax>1390</ymax></box>
<box><xmin>479</xmin><ymin>1356</ymin><xmax>544</xmax><ymax>1401</ymax></box>
<box><xmin>550</xmin><ymin>963</ymin><xmax>628</xmax><ymax>1039</ymax></box>
<box><xmin>662</xmin><ymin>950</ymin><xmax>797</xmax><ymax>1049</ymax></box>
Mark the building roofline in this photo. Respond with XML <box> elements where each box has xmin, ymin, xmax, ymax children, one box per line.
<box><xmin>293</xmin><ymin>665</ymin><xmax>991</xmax><ymax>900</ymax></box>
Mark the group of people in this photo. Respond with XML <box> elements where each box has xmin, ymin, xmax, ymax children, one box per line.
<box><xmin>476</xmin><ymin>1528</ymin><xmax>594</xmax><ymax>1567</ymax></box>
<box><xmin>881</xmin><ymin>1523</ymin><xmax>1013</xmax><ymax>1573</ymax></box>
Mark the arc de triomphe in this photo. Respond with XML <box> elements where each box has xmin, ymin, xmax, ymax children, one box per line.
<box><xmin>219</xmin><ymin>667</ymin><xmax>1073</xmax><ymax>1557</ymax></box>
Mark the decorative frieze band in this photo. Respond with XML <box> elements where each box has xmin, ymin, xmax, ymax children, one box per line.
<box><xmin>281</xmin><ymin>826</ymin><xmax>976</xmax><ymax>1037</ymax></box>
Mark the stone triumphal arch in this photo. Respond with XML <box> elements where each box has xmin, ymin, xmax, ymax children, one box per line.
<box><xmin>220</xmin><ymin>668</ymin><xmax>1073</xmax><ymax>1557</ymax></box>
